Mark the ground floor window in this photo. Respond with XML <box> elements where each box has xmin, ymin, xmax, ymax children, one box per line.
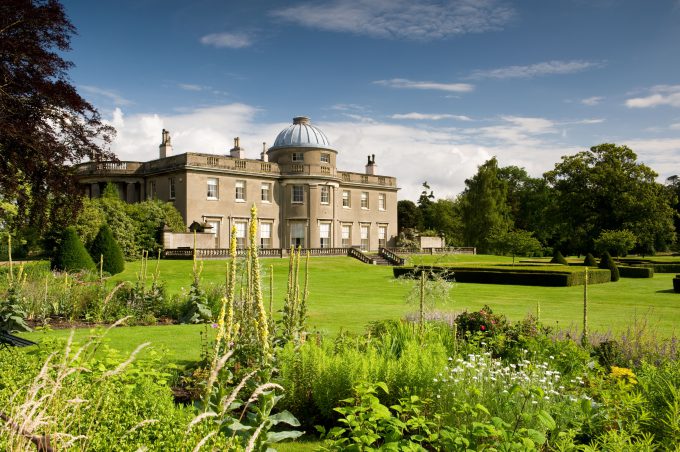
<box><xmin>206</xmin><ymin>220</ymin><xmax>220</xmax><ymax>248</ymax></box>
<box><xmin>342</xmin><ymin>224</ymin><xmax>351</xmax><ymax>248</ymax></box>
<box><xmin>260</xmin><ymin>222</ymin><xmax>272</xmax><ymax>249</ymax></box>
<box><xmin>319</xmin><ymin>222</ymin><xmax>331</xmax><ymax>248</ymax></box>
<box><xmin>234</xmin><ymin>220</ymin><xmax>247</xmax><ymax>248</ymax></box>
<box><xmin>290</xmin><ymin>222</ymin><xmax>306</xmax><ymax>248</ymax></box>
<box><xmin>378</xmin><ymin>225</ymin><xmax>387</xmax><ymax>249</ymax></box>
<box><xmin>360</xmin><ymin>224</ymin><xmax>370</xmax><ymax>251</ymax></box>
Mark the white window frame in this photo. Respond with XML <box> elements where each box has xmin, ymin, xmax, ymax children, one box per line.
<box><xmin>292</xmin><ymin>185</ymin><xmax>304</xmax><ymax>204</ymax></box>
<box><xmin>148</xmin><ymin>180</ymin><xmax>156</xmax><ymax>200</ymax></box>
<box><xmin>378</xmin><ymin>225</ymin><xmax>387</xmax><ymax>249</ymax></box>
<box><xmin>235</xmin><ymin>180</ymin><xmax>246</xmax><ymax>202</ymax></box>
<box><xmin>342</xmin><ymin>190</ymin><xmax>351</xmax><ymax>208</ymax></box>
<box><xmin>319</xmin><ymin>222</ymin><xmax>331</xmax><ymax>248</ymax></box>
<box><xmin>360</xmin><ymin>224</ymin><xmax>370</xmax><ymax>251</ymax></box>
<box><xmin>341</xmin><ymin>224</ymin><xmax>351</xmax><ymax>248</ymax></box>
<box><xmin>234</xmin><ymin>220</ymin><xmax>247</xmax><ymax>249</ymax></box>
<box><xmin>320</xmin><ymin>153</ymin><xmax>330</xmax><ymax>163</ymax></box>
<box><xmin>378</xmin><ymin>193</ymin><xmax>386</xmax><ymax>211</ymax></box>
<box><xmin>320</xmin><ymin>186</ymin><xmax>330</xmax><ymax>204</ymax></box>
<box><xmin>260</xmin><ymin>222</ymin><xmax>272</xmax><ymax>249</ymax></box>
<box><xmin>261</xmin><ymin>183</ymin><xmax>271</xmax><ymax>202</ymax></box>
<box><xmin>207</xmin><ymin>178</ymin><xmax>219</xmax><ymax>200</ymax></box>
<box><xmin>360</xmin><ymin>191</ymin><xmax>369</xmax><ymax>209</ymax></box>
<box><xmin>292</xmin><ymin>152</ymin><xmax>304</xmax><ymax>162</ymax></box>
<box><xmin>290</xmin><ymin>222</ymin><xmax>306</xmax><ymax>248</ymax></box>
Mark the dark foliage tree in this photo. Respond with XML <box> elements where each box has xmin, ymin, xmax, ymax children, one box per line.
<box><xmin>89</xmin><ymin>224</ymin><xmax>124</xmax><ymax>275</ymax></box>
<box><xmin>52</xmin><ymin>226</ymin><xmax>95</xmax><ymax>272</ymax></box>
<box><xmin>666</xmin><ymin>175</ymin><xmax>680</xmax><ymax>249</ymax></box>
<box><xmin>550</xmin><ymin>250</ymin><xmax>568</xmax><ymax>265</ymax></box>
<box><xmin>397</xmin><ymin>200</ymin><xmax>423</xmax><ymax>232</ymax></box>
<box><xmin>0</xmin><ymin>0</ymin><xmax>115</xmax><ymax>233</ymax></box>
<box><xmin>584</xmin><ymin>253</ymin><xmax>597</xmax><ymax>267</ymax></box>
<box><xmin>487</xmin><ymin>228</ymin><xmax>542</xmax><ymax>264</ymax></box>
<box><xmin>544</xmin><ymin>144</ymin><xmax>675</xmax><ymax>254</ymax></box>
<box><xmin>459</xmin><ymin>157</ymin><xmax>512</xmax><ymax>252</ymax></box>
<box><xmin>598</xmin><ymin>251</ymin><xmax>620</xmax><ymax>282</ymax></box>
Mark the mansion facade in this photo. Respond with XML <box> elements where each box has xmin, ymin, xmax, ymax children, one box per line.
<box><xmin>76</xmin><ymin>116</ymin><xmax>399</xmax><ymax>251</ymax></box>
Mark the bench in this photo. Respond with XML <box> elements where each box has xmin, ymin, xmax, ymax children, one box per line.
<box><xmin>0</xmin><ymin>331</ymin><xmax>37</xmax><ymax>349</ymax></box>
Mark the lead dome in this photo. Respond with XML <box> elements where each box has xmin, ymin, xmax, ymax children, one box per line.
<box><xmin>270</xmin><ymin>116</ymin><xmax>334</xmax><ymax>151</ymax></box>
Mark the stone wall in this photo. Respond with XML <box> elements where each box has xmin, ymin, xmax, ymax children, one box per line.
<box><xmin>163</xmin><ymin>231</ymin><xmax>215</xmax><ymax>249</ymax></box>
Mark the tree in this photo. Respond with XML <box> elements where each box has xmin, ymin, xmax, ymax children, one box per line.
<box><xmin>397</xmin><ymin>200</ymin><xmax>423</xmax><ymax>232</ymax></box>
<box><xmin>593</xmin><ymin>229</ymin><xmax>637</xmax><ymax>257</ymax></box>
<box><xmin>544</xmin><ymin>144</ymin><xmax>676</xmax><ymax>254</ymax></box>
<box><xmin>550</xmin><ymin>250</ymin><xmax>569</xmax><ymax>265</ymax></box>
<box><xmin>52</xmin><ymin>226</ymin><xmax>95</xmax><ymax>272</ymax></box>
<box><xmin>459</xmin><ymin>157</ymin><xmax>512</xmax><ymax>252</ymax></box>
<box><xmin>598</xmin><ymin>251</ymin><xmax>620</xmax><ymax>282</ymax></box>
<box><xmin>584</xmin><ymin>253</ymin><xmax>597</xmax><ymax>267</ymax></box>
<box><xmin>487</xmin><ymin>228</ymin><xmax>542</xmax><ymax>264</ymax></box>
<box><xmin>89</xmin><ymin>224</ymin><xmax>124</xmax><ymax>275</ymax></box>
<box><xmin>0</xmin><ymin>0</ymin><xmax>115</xmax><ymax>233</ymax></box>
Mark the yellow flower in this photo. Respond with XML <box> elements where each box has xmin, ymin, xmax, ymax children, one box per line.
<box><xmin>610</xmin><ymin>366</ymin><xmax>637</xmax><ymax>385</ymax></box>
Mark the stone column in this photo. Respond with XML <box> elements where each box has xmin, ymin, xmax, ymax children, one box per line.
<box><xmin>91</xmin><ymin>183</ymin><xmax>100</xmax><ymax>198</ymax></box>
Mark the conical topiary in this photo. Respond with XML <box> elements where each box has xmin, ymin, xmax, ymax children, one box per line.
<box><xmin>550</xmin><ymin>250</ymin><xmax>569</xmax><ymax>265</ymax></box>
<box><xmin>584</xmin><ymin>253</ymin><xmax>597</xmax><ymax>267</ymax></box>
<box><xmin>89</xmin><ymin>224</ymin><xmax>125</xmax><ymax>275</ymax></box>
<box><xmin>52</xmin><ymin>227</ymin><xmax>96</xmax><ymax>272</ymax></box>
<box><xmin>598</xmin><ymin>251</ymin><xmax>620</xmax><ymax>282</ymax></box>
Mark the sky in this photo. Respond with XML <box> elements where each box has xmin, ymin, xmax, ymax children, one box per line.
<box><xmin>61</xmin><ymin>0</ymin><xmax>680</xmax><ymax>200</ymax></box>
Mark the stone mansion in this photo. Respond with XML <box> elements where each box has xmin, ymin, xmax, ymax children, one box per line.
<box><xmin>76</xmin><ymin>116</ymin><xmax>399</xmax><ymax>251</ymax></box>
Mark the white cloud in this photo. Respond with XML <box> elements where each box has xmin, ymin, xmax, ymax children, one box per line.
<box><xmin>80</xmin><ymin>85</ymin><xmax>133</xmax><ymax>106</ymax></box>
<box><xmin>469</xmin><ymin>60</ymin><xmax>602</xmax><ymax>79</ymax></box>
<box><xmin>374</xmin><ymin>78</ymin><xmax>474</xmax><ymax>93</ymax></box>
<box><xmin>670</xmin><ymin>122</ymin><xmax>680</xmax><ymax>130</ymax></box>
<box><xmin>178</xmin><ymin>83</ymin><xmax>208</xmax><ymax>91</ymax></box>
<box><xmin>581</xmin><ymin>96</ymin><xmax>604</xmax><ymax>106</ymax></box>
<box><xmin>271</xmin><ymin>0</ymin><xmax>515</xmax><ymax>41</ymax></box>
<box><xmin>626</xmin><ymin>85</ymin><xmax>680</xmax><ymax>108</ymax></box>
<box><xmin>621</xmin><ymin>138</ymin><xmax>680</xmax><ymax>180</ymax></box>
<box><xmin>391</xmin><ymin>112</ymin><xmax>472</xmax><ymax>121</ymax></box>
<box><xmin>200</xmin><ymin>32</ymin><xmax>252</xmax><ymax>48</ymax></box>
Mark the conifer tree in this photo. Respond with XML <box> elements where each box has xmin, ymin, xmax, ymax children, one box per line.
<box><xmin>89</xmin><ymin>224</ymin><xmax>125</xmax><ymax>275</ymax></box>
<box><xmin>598</xmin><ymin>251</ymin><xmax>620</xmax><ymax>282</ymax></box>
<box><xmin>52</xmin><ymin>227</ymin><xmax>95</xmax><ymax>272</ymax></box>
<box><xmin>550</xmin><ymin>250</ymin><xmax>569</xmax><ymax>265</ymax></box>
<box><xmin>584</xmin><ymin>253</ymin><xmax>597</xmax><ymax>267</ymax></box>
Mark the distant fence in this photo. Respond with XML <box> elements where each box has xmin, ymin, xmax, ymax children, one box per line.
<box><xmin>386</xmin><ymin>247</ymin><xmax>476</xmax><ymax>255</ymax></box>
<box><xmin>163</xmin><ymin>247</ymin><xmax>349</xmax><ymax>259</ymax></box>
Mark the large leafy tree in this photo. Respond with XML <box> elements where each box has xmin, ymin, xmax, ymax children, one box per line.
<box><xmin>459</xmin><ymin>157</ymin><xmax>512</xmax><ymax>252</ymax></box>
<box><xmin>397</xmin><ymin>200</ymin><xmax>422</xmax><ymax>232</ymax></box>
<box><xmin>0</xmin><ymin>0</ymin><xmax>115</xmax><ymax>231</ymax></box>
<box><xmin>544</xmin><ymin>144</ymin><xmax>676</xmax><ymax>254</ymax></box>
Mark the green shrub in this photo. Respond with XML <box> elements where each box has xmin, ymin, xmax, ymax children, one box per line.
<box><xmin>454</xmin><ymin>305</ymin><xmax>505</xmax><ymax>336</ymax></box>
<box><xmin>52</xmin><ymin>227</ymin><xmax>95</xmax><ymax>272</ymax></box>
<box><xmin>89</xmin><ymin>224</ymin><xmax>125</xmax><ymax>275</ymax></box>
<box><xmin>550</xmin><ymin>250</ymin><xmax>568</xmax><ymax>265</ymax></box>
<box><xmin>584</xmin><ymin>253</ymin><xmax>597</xmax><ymax>266</ymax></box>
<box><xmin>674</xmin><ymin>276</ymin><xmax>680</xmax><ymax>293</ymax></box>
<box><xmin>598</xmin><ymin>251</ymin><xmax>620</xmax><ymax>282</ymax></box>
<box><xmin>618</xmin><ymin>265</ymin><xmax>654</xmax><ymax>278</ymax></box>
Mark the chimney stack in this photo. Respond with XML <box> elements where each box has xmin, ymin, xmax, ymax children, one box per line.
<box><xmin>260</xmin><ymin>142</ymin><xmax>268</xmax><ymax>162</ymax></box>
<box><xmin>159</xmin><ymin>129</ymin><xmax>173</xmax><ymax>159</ymax></box>
<box><xmin>365</xmin><ymin>154</ymin><xmax>377</xmax><ymax>175</ymax></box>
<box><xmin>230</xmin><ymin>137</ymin><xmax>245</xmax><ymax>159</ymax></box>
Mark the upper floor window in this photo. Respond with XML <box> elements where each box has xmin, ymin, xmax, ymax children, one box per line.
<box><xmin>378</xmin><ymin>193</ymin><xmax>386</xmax><ymax>211</ymax></box>
<box><xmin>320</xmin><ymin>153</ymin><xmax>330</xmax><ymax>163</ymax></box>
<box><xmin>342</xmin><ymin>190</ymin><xmax>351</xmax><ymax>208</ymax></box>
<box><xmin>207</xmin><ymin>178</ymin><xmax>219</xmax><ymax>199</ymax></box>
<box><xmin>292</xmin><ymin>185</ymin><xmax>304</xmax><ymax>203</ymax></box>
<box><xmin>361</xmin><ymin>191</ymin><xmax>369</xmax><ymax>209</ymax></box>
<box><xmin>235</xmin><ymin>180</ymin><xmax>246</xmax><ymax>201</ymax></box>
<box><xmin>168</xmin><ymin>178</ymin><xmax>176</xmax><ymax>200</ymax></box>
<box><xmin>292</xmin><ymin>152</ymin><xmax>304</xmax><ymax>162</ymax></box>
<box><xmin>320</xmin><ymin>186</ymin><xmax>330</xmax><ymax>204</ymax></box>
<box><xmin>261</xmin><ymin>183</ymin><xmax>271</xmax><ymax>202</ymax></box>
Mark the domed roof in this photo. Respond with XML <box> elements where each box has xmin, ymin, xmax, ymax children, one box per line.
<box><xmin>270</xmin><ymin>116</ymin><xmax>334</xmax><ymax>151</ymax></box>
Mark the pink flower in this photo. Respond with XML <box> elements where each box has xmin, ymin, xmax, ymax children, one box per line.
<box><xmin>480</xmin><ymin>325</ymin><xmax>486</xmax><ymax>331</ymax></box>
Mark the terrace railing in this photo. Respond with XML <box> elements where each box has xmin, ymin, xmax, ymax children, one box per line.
<box><xmin>379</xmin><ymin>247</ymin><xmax>405</xmax><ymax>266</ymax></box>
<box><xmin>347</xmin><ymin>247</ymin><xmax>374</xmax><ymax>264</ymax></box>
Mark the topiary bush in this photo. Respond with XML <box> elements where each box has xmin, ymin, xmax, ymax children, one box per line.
<box><xmin>52</xmin><ymin>227</ymin><xmax>95</xmax><ymax>272</ymax></box>
<box><xmin>89</xmin><ymin>224</ymin><xmax>125</xmax><ymax>275</ymax></box>
<box><xmin>584</xmin><ymin>253</ymin><xmax>597</xmax><ymax>267</ymax></box>
<box><xmin>598</xmin><ymin>251</ymin><xmax>620</xmax><ymax>282</ymax></box>
<box><xmin>550</xmin><ymin>250</ymin><xmax>568</xmax><ymax>265</ymax></box>
<box><xmin>674</xmin><ymin>275</ymin><xmax>680</xmax><ymax>293</ymax></box>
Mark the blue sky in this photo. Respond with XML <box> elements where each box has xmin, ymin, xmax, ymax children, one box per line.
<box><xmin>62</xmin><ymin>0</ymin><xmax>680</xmax><ymax>200</ymax></box>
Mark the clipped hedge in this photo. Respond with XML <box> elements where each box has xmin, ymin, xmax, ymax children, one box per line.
<box><xmin>674</xmin><ymin>276</ymin><xmax>680</xmax><ymax>293</ymax></box>
<box><xmin>618</xmin><ymin>265</ymin><xmax>654</xmax><ymax>278</ymax></box>
<box><xmin>393</xmin><ymin>266</ymin><xmax>610</xmax><ymax>287</ymax></box>
<box><xmin>617</xmin><ymin>258</ymin><xmax>680</xmax><ymax>274</ymax></box>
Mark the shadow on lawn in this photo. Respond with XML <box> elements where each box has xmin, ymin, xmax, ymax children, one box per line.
<box><xmin>655</xmin><ymin>289</ymin><xmax>677</xmax><ymax>294</ymax></box>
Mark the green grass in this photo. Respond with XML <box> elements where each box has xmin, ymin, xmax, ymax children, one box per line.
<box><xmin>20</xmin><ymin>254</ymin><xmax>680</xmax><ymax>360</ymax></box>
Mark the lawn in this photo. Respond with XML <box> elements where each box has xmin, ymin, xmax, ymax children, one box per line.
<box><xmin>22</xmin><ymin>254</ymin><xmax>680</xmax><ymax>362</ymax></box>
